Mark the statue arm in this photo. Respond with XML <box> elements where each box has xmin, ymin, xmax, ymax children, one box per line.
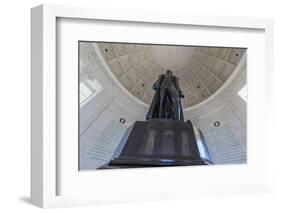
<box><xmin>173</xmin><ymin>77</ymin><xmax>184</xmax><ymax>98</ymax></box>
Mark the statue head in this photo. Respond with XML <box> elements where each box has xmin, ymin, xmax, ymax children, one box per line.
<box><xmin>165</xmin><ymin>70</ymin><xmax>173</xmax><ymax>77</ymax></box>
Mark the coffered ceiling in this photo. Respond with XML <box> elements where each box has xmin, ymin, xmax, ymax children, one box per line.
<box><xmin>97</xmin><ymin>42</ymin><xmax>246</xmax><ymax>108</ymax></box>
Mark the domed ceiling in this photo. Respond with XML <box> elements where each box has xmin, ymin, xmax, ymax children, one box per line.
<box><xmin>97</xmin><ymin>42</ymin><xmax>246</xmax><ymax>108</ymax></box>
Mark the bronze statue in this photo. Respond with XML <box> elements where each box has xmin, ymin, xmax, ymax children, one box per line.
<box><xmin>106</xmin><ymin>70</ymin><xmax>213</xmax><ymax>168</ymax></box>
<box><xmin>146</xmin><ymin>70</ymin><xmax>184</xmax><ymax>121</ymax></box>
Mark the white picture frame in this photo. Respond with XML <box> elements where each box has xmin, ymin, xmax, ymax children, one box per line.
<box><xmin>31</xmin><ymin>4</ymin><xmax>274</xmax><ymax>208</ymax></box>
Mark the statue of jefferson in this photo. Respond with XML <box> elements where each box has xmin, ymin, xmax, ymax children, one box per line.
<box><xmin>146</xmin><ymin>70</ymin><xmax>184</xmax><ymax>121</ymax></box>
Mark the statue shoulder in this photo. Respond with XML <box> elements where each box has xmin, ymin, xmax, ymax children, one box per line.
<box><xmin>152</xmin><ymin>74</ymin><xmax>164</xmax><ymax>90</ymax></box>
<box><xmin>173</xmin><ymin>76</ymin><xmax>179</xmax><ymax>81</ymax></box>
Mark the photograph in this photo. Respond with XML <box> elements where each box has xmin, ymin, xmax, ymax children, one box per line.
<box><xmin>27</xmin><ymin>2</ymin><xmax>279</xmax><ymax>209</ymax></box>
<box><xmin>79</xmin><ymin>41</ymin><xmax>247</xmax><ymax>170</ymax></box>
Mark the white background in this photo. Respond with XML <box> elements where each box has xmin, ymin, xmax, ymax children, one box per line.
<box><xmin>0</xmin><ymin>0</ymin><xmax>280</xmax><ymax>212</ymax></box>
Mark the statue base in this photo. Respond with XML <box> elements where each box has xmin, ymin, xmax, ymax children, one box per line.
<box><xmin>107</xmin><ymin>119</ymin><xmax>212</xmax><ymax>168</ymax></box>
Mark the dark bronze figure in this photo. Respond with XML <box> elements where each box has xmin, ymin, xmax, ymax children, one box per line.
<box><xmin>146</xmin><ymin>70</ymin><xmax>184</xmax><ymax>121</ymax></box>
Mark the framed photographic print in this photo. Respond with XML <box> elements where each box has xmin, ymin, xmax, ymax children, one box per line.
<box><xmin>31</xmin><ymin>4</ymin><xmax>274</xmax><ymax>208</ymax></box>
